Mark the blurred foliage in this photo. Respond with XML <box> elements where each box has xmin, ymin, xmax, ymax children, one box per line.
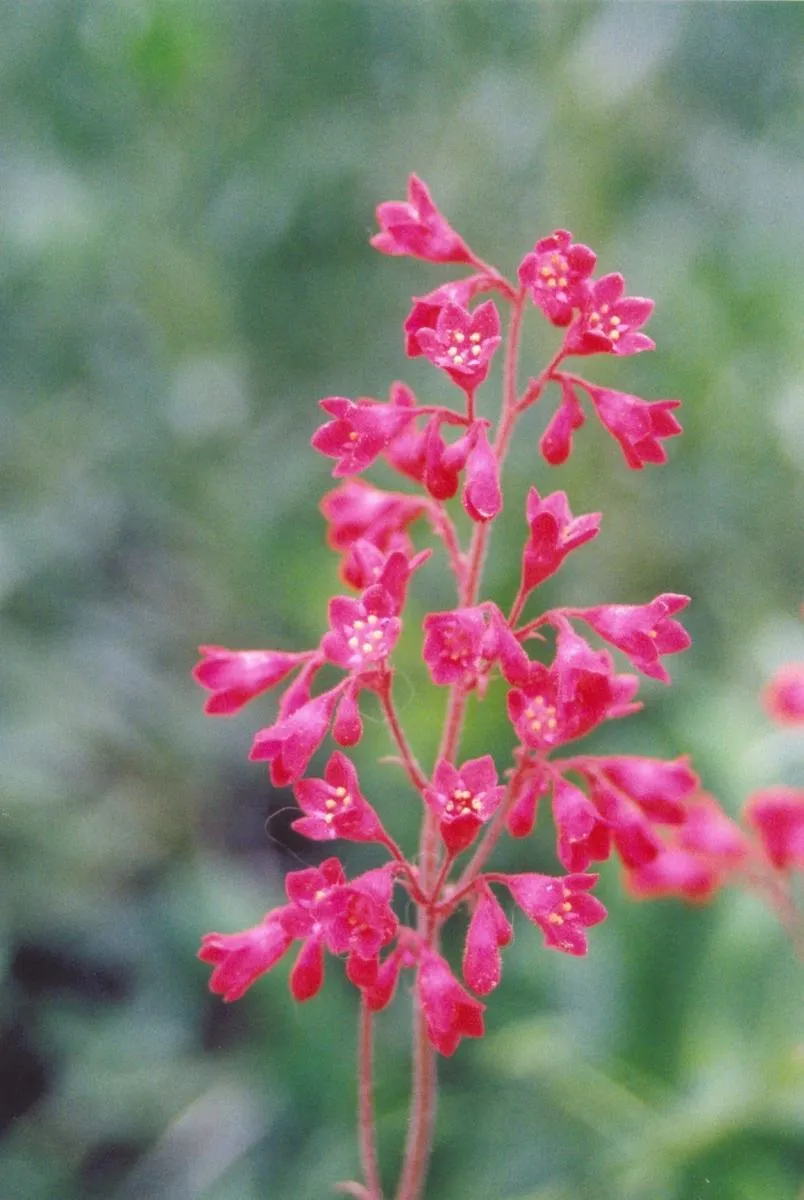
<box><xmin>1</xmin><ymin>1</ymin><xmax>804</xmax><ymax>1197</ymax></box>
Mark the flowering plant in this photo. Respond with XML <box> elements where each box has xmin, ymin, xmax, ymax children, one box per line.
<box><xmin>192</xmin><ymin>175</ymin><xmax>784</xmax><ymax>1198</ymax></box>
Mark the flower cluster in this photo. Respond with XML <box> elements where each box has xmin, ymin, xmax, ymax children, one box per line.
<box><xmin>194</xmin><ymin>174</ymin><xmax>707</xmax><ymax>1198</ymax></box>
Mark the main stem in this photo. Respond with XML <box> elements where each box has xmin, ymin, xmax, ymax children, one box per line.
<box><xmin>359</xmin><ymin>998</ymin><xmax>383</xmax><ymax>1199</ymax></box>
<box><xmin>395</xmin><ymin>289</ymin><xmax>527</xmax><ymax>1200</ymax></box>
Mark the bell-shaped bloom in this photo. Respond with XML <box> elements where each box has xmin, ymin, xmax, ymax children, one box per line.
<box><xmin>588</xmin><ymin>776</ymin><xmax>663</xmax><ymax>868</ymax></box>
<box><xmin>463</xmin><ymin>883</ymin><xmax>513</xmax><ymax>995</ymax></box>
<box><xmin>520</xmin><ymin>487</ymin><xmax>601</xmax><ymax>594</ymax></box>
<box><xmin>417</xmin><ymin>948</ymin><xmax>485</xmax><ymax>1056</ymax></box>
<box><xmin>625</xmin><ymin>848</ymin><xmax>722</xmax><ymax>903</ymax></box>
<box><xmin>363</xmin><ymin>946</ymin><xmax>411</xmax><ymax>1012</ymax></box>
<box><xmin>517</xmin><ymin>229</ymin><xmax>597</xmax><ymax>326</ymax></box>
<box><xmin>322</xmin><ymin>866</ymin><xmax>399</xmax><ymax>962</ymax></box>
<box><xmin>504</xmin><ymin>872</ymin><xmax>607</xmax><ymax>956</ymax></box>
<box><xmin>292</xmin><ymin>751</ymin><xmax>385</xmax><ymax>843</ymax></box>
<box><xmin>539</xmin><ymin>376</ymin><xmax>586</xmax><ymax>465</ymax></box>
<box><xmin>567</xmin><ymin>273</ymin><xmax>655</xmax><ymax>356</ymax></box>
<box><xmin>311</xmin><ymin>384</ymin><xmax>417</xmax><ymax>477</ymax></box>
<box><xmin>371</xmin><ymin>174</ymin><xmax>474</xmax><ymax>265</ymax></box>
<box><xmin>424</xmin><ymin>756</ymin><xmax>505</xmax><ymax>855</ymax></box>
<box><xmin>595</xmin><ymin>755</ymin><xmax>698</xmax><ymax>824</ymax></box>
<box><xmin>199</xmin><ymin>910</ymin><xmax>293</xmax><ymax>1002</ymax></box>
<box><xmin>582</xmin><ymin>383</ymin><xmax>682</xmax><ymax>469</ymax></box>
<box><xmin>552</xmin><ymin>777</ymin><xmax>611</xmax><ymax>872</ymax></box>
<box><xmin>463</xmin><ymin>424</ymin><xmax>502</xmax><ymax>523</ymax></box>
<box><xmin>193</xmin><ymin>646</ymin><xmax>312</xmax><ymax>715</ymax></box>
<box><xmin>679</xmin><ymin>796</ymin><xmax>750</xmax><ymax>865</ymax></box>
<box><xmin>506</xmin><ymin>767</ymin><xmax>549</xmax><ymax>838</ymax></box>
<box><xmin>577</xmin><ymin>593</ymin><xmax>691</xmax><ymax>683</ymax></box>
<box><xmin>507</xmin><ymin>627</ymin><xmax>627</xmax><ymax>753</ymax></box>
<box><xmin>321</xmin><ymin>585</ymin><xmax>401</xmax><ymax>677</ymax></box>
<box><xmin>290</xmin><ymin>935</ymin><xmax>326</xmax><ymax>1001</ymax></box>
<box><xmin>744</xmin><ymin>786</ymin><xmax>804</xmax><ymax>869</ymax></box>
<box><xmin>320</xmin><ymin>479</ymin><xmax>426</xmax><ymax>555</ymax></box>
<box><xmin>280</xmin><ymin>857</ymin><xmax>347</xmax><ymax>939</ymax></box>
<box><xmin>404</xmin><ymin>275</ymin><xmax>494</xmax><ymax>356</ymax></box>
<box><xmin>332</xmin><ymin>686</ymin><xmax>363</xmax><ymax>746</ymax></box>
<box><xmin>250</xmin><ymin>685</ymin><xmax>342</xmax><ymax>786</ymax></box>
<box><xmin>763</xmin><ymin>663</ymin><xmax>804</xmax><ymax>726</ymax></box>
<box><xmin>423</xmin><ymin>603</ymin><xmax>527</xmax><ymax>691</ymax></box>
<box><xmin>341</xmin><ymin>542</ymin><xmax>430</xmax><ymax>611</ymax></box>
<box><xmin>422</xmin><ymin>418</ymin><xmax>473</xmax><ymax>501</ymax></box>
<box><xmin>415</xmin><ymin>300</ymin><xmax>501</xmax><ymax>394</ymax></box>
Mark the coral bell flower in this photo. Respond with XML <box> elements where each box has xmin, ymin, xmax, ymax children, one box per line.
<box><xmin>582</xmin><ymin>384</ymin><xmax>682</xmax><ymax>469</ymax></box>
<box><xmin>321</xmin><ymin>479</ymin><xmax>427</xmax><ymax>554</ymax></box>
<box><xmin>518</xmin><ymin>229</ymin><xmax>597</xmax><ymax>326</ymax></box>
<box><xmin>626</xmin><ymin>847</ymin><xmax>723</xmax><ymax>903</ymax></box>
<box><xmin>763</xmin><ymin>663</ymin><xmax>804</xmax><ymax>726</ymax></box>
<box><xmin>595</xmin><ymin>755</ymin><xmax>698</xmax><ymax>823</ymax></box>
<box><xmin>463</xmin><ymin>883</ymin><xmax>513</xmax><ymax>995</ymax></box>
<box><xmin>551</xmin><ymin>777</ymin><xmax>612</xmax><ymax>872</ymax></box>
<box><xmin>679</xmin><ymin>796</ymin><xmax>749</xmax><ymax>865</ymax></box>
<box><xmin>193</xmin><ymin>646</ymin><xmax>312</xmax><ymax>715</ymax></box>
<box><xmin>417</xmin><ymin>948</ymin><xmax>485</xmax><ymax>1057</ymax></box>
<box><xmin>199</xmin><ymin>910</ymin><xmax>293</xmax><ymax>1002</ymax></box>
<box><xmin>321</xmin><ymin>585</ymin><xmax>401</xmax><ymax>677</ymax></box>
<box><xmin>415</xmin><ymin>300</ymin><xmax>501</xmax><ymax>394</ymax></box>
<box><xmin>504</xmin><ymin>872</ymin><xmax>607</xmax><ymax>956</ymax></box>
<box><xmin>423</xmin><ymin>605</ymin><xmax>493</xmax><ymax>687</ymax></box>
<box><xmin>424</xmin><ymin>756</ymin><xmax>505</xmax><ymax>855</ymax></box>
<box><xmin>539</xmin><ymin>377</ymin><xmax>586</xmax><ymax>466</ymax></box>
<box><xmin>323</xmin><ymin>866</ymin><xmax>399</xmax><ymax>961</ymax></box>
<box><xmin>404</xmin><ymin>275</ymin><xmax>494</xmax><ymax>356</ymax></box>
<box><xmin>463</xmin><ymin>424</ymin><xmax>502</xmax><ymax>523</ymax></box>
<box><xmin>578</xmin><ymin>593</ymin><xmax>691</xmax><ymax>683</ymax></box>
<box><xmin>371</xmin><ymin>174</ymin><xmax>474</xmax><ymax>264</ymax></box>
<box><xmin>250</xmin><ymin>685</ymin><xmax>342</xmax><ymax>786</ymax></box>
<box><xmin>292</xmin><ymin>751</ymin><xmax>385</xmax><ymax>843</ymax></box>
<box><xmin>520</xmin><ymin>487</ymin><xmax>601</xmax><ymax>593</ymax></box>
<box><xmin>744</xmin><ymin>786</ymin><xmax>804</xmax><ymax>870</ymax></box>
<box><xmin>568</xmin><ymin>273</ymin><xmax>655</xmax><ymax>356</ymax></box>
<box><xmin>311</xmin><ymin>384</ymin><xmax>417</xmax><ymax>478</ymax></box>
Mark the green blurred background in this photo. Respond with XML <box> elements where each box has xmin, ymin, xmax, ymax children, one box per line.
<box><xmin>2</xmin><ymin>2</ymin><xmax>804</xmax><ymax>1197</ymax></box>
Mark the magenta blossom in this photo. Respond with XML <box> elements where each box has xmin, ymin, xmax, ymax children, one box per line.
<box><xmin>568</xmin><ymin>272</ymin><xmax>655</xmax><ymax>356</ymax></box>
<box><xmin>321</xmin><ymin>584</ymin><xmax>400</xmax><ymax>677</ymax></box>
<box><xmin>551</xmin><ymin>777</ymin><xmax>612</xmax><ymax>872</ymax></box>
<box><xmin>424</xmin><ymin>756</ymin><xmax>505</xmax><ymax>855</ymax></box>
<box><xmin>320</xmin><ymin>479</ymin><xmax>426</xmax><ymax>555</ymax></box>
<box><xmin>595</xmin><ymin>755</ymin><xmax>699</xmax><ymax>824</ymax></box>
<box><xmin>371</xmin><ymin>174</ymin><xmax>474</xmax><ymax>264</ymax></box>
<box><xmin>520</xmin><ymin>486</ymin><xmax>601</xmax><ymax>594</ymax></box>
<box><xmin>250</xmin><ymin>685</ymin><xmax>342</xmax><ymax>786</ymax></box>
<box><xmin>292</xmin><ymin>751</ymin><xmax>385</xmax><ymax>843</ymax></box>
<box><xmin>463</xmin><ymin>883</ymin><xmax>513</xmax><ymax>995</ymax></box>
<box><xmin>576</xmin><ymin>593</ymin><xmax>691</xmax><ymax>683</ymax></box>
<box><xmin>539</xmin><ymin>376</ymin><xmax>586</xmax><ymax>466</ymax></box>
<box><xmin>744</xmin><ymin>787</ymin><xmax>804</xmax><ymax>870</ymax></box>
<box><xmin>415</xmin><ymin>300</ymin><xmax>501</xmax><ymax>394</ymax></box>
<box><xmin>625</xmin><ymin>847</ymin><xmax>722</xmax><ymax>904</ymax></box>
<box><xmin>763</xmin><ymin>663</ymin><xmax>804</xmax><ymax>726</ymax></box>
<box><xmin>463</xmin><ymin>424</ymin><xmax>502</xmax><ymax>522</ymax></box>
<box><xmin>417</xmin><ymin>948</ymin><xmax>485</xmax><ymax>1056</ymax></box>
<box><xmin>311</xmin><ymin>384</ymin><xmax>417</xmax><ymax>477</ymax></box>
<box><xmin>198</xmin><ymin>911</ymin><xmax>293</xmax><ymax>1002</ymax></box>
<box><xmin>193</xmin><ymin>645</ymin><xmax>313</xmax><ymax>715</ymax></box>
<box><xmin>423</xmin><ymin>603</ymin><xmax>527</xmax><ymax>691</ymax></box>
<box><xmin>518</xmin><ymin>229</ymin><xmax>597</xmax><ymax>326</ymax></box>
<box><xmin>581</xmin><ymin>383</ymin><xmax>682</xmax><ymax>469</ymax></box>
<box><xmin>404</xmin><ymin>275</ymin><xmax>495</xmax><ymax>356</ymax></box>
<box><xmin>503</xmin><ymin>872</ymin><xmax>607</xmax><ymax>956</ymax></box>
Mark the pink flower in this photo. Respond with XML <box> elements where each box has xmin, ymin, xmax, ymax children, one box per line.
<box><xmin>595</xmin><ymin>755</ymin><xmax>698</xmax><ymax>823</ymax></box>
<box><xmin>332</xmin><ymin>686</ymin><xmax>363</xmax><ymax>746</ymax></box>
<box><xmin>520</xmin><ymin>487</ymin><xmax>601</xmax><ymax>594</ymax></box>
<box><xmin>551</xmin><ymin>777</ymin><xmax>611</xmax><ymax>872</ymax></box>
<box><xmin>582</xmin><ymin>383</ymin><xmax>682</xmax><ymax>469</ymax></box>
<box><xmin>417</xmin><ymin>949</ymin><xmax>485</xmax><ymax>1056</ymax></box>
<box><xmin>463</xmin><ymin>424</ymin><xmax>502</xmax><ymax>523</ymax></box>
<box><xmin>539</xmin><ymin>377</ymin><xmax>586</xmax><ymax>465</ymax></box>
<box><xmin>424</xmin><ymin>756</ymin><xmax>505</xmax><ymax>855</ymax></box>
<box><xmin>193</xmin><ymin>646</ymin><xmax>312</xmax><ymax>715</ymax></box>
<box><xmin>199</xmin><ymin>911</ymin><xmax>293</xmax><ymax>1001</ymax></box>
<box><xmin>625</xmin><ymin>848</ymin><xmax>722</xmax><ymax>903</ymax></box>
<box><xmin>588</xmin><ymin>777</ymin><xmax>663</xmax><ymax>868</ymax></box>
<box><xmin>763</xmin><ymin>663</ymin><xmax>804</xmax><ymax>726</ymax></box>
<box><xmin>311</xmin><ymin>384</ymin><xmax>417</xmax><ymax>477</ymax></box>
<box><xmin>504</xmin><ymin>872</ymin><xmax>607</xmax><ymax>956</ymax></box>
<box><xmin>320</xmin><ymin>479</ymin><xmax>426</xmax><ymax>555</ymax></box>
<box><xmin>422</xmin><ymin>417</ymin><xmax>473</xmax><ymax>500</ymax></box>
<box><xmin>463</xmin><ymin>883</ymin><xmax>513</xmax><ymax>995</ymax></box>
<box><xmin>506</xmin><ymin>768</ymin><xmax>549</xmax><ymax>839</ymax></box>
<box><xmin>679</xmin><ymin>796</ymin><xmax>749</xmax><ymax>865</ymax></box>
<box><xmin>518</xmin><ymin>230</ymin><xmax>597</xmax><ymax>326</ymax></box>
<box><xmin>744</xmin><ymin>786</ymin><xmax>804</xmax><ymax>869</ymax></box>
<box><xmin>290</xmin><ymin>935</ymin><xmax>326</xmax><ymax>1001</ymax></box>
<box><xmin>507</xmin><ymin>627</ymin><xmax>627</xmax><ymax>752</ymax></box>
<box><xmin>341</xmin><ymin>541</ymin><xmax>430</xmax><ymax>608</ymax></box>
<box><xmin>415</xmin><ymin>300</ymin><xmax>501</xmax><ymax>394</ymax></box>
<box><xmin>321</xmin><ymin>585</ymin><xmax>401</xmax><ymax>677</ymax></box>
<box><xmin>322</xmin><ymin>866</ymin><xmax>399</xmax><ymax>962</ymax></box>
<box><xmin>423</xmin><ymin>604</ymin><xmax>527</xmax><ymax>691</ymax></box>
<box><xmin>371</xmin><ymin>174</ymin><xmax>474</xmax><ymax>264</ymax></box>
<box><xmin>250</xmin><ymin>685</ymin><xmax>342</xmax><ymax>786</ymax></box>
<box><xmin>292</xmin><ymin>751</ymin><xmax>385</xmax><ymax>843</ymax></box>
<box><xmin>404</xmin><ymin>275</ymin><xmax>495</xmax><ymax>356</ymax></box>
<box><xmin>568</xmin><ymin>273</ymin><xmax>655</xmax><ymax>356</ymax></box>
<box><xmin>363</xmin><ymin>943</ymin><xmax>416</xmax><ymax>1012</ymax></box>
<box><xmin>280</xmin><ymin>857</ymin><xmax>347</xmax><ymax>940</ymax></box>
<box><xmin>577</xmin><ymin>593</ymin><xmax>691</xmax><ymax>683</ymax></box>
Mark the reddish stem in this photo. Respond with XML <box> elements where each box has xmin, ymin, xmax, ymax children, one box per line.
<box><xmin>358</xmin><ymin>997</ymin><xmax>383</xmax><ymax>1199</ymax></box>
<box><xmin>378</xmin><ymin>675</ymin><xmax>428</xmax><ymax>794</ymax></box>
